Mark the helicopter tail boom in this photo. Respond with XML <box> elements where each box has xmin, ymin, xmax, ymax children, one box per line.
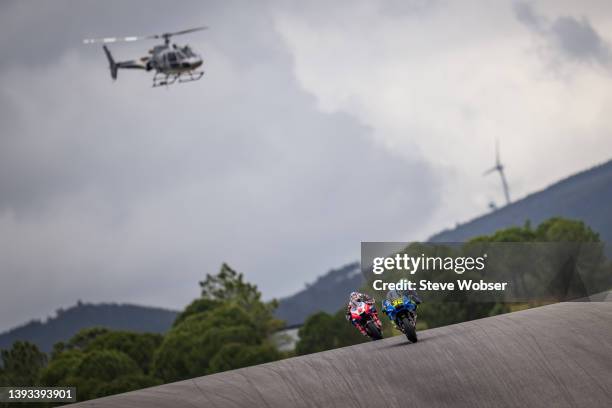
<box><xmin>102</xmin><ymin>45</ymin><xmax>148</xmax><ymax>81</ymax></box>
<box><xmin>103</xmin><ymin>45</ymin><xmax>118</xmax><ymax>80</ymax></box>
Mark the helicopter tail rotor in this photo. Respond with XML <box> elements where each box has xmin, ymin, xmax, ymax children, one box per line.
<box><xmin>103</xmin><ymin>45</ymin><xmax>118</xmax><ymax>80</ymax></box>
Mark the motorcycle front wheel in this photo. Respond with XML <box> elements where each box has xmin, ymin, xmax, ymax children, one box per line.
<box><xmin>401</xmin><ymin>317</ymin><xmax>418</xmax><ymax>343</ymax></box>
<box><xmin>365</xmin><ymin>320</ymin><xmax>383</xmax><ymax>340</ymax></box>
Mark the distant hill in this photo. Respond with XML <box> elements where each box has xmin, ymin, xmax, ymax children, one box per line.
<box><xmin>0</xmin><ymin>302</ymin><xmax>178</xmax><ymax>353</ymax></box>
<box><xmin>275</xmin><ymin>263</ymin><xmax>364</xmax><ymax>326</ymax></box>
<box><xmin>429</xmin><ymin>159</ymin><xmax>612</xmax><ymax>243</ymax></box>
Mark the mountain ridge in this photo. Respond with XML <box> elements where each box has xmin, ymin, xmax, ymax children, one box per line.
<box><xmin>429</xmin><ymin>158</ymin><xmax>612</xmax><ymax>242</ymax></box>
<box><xmin>275</xmin><ymin>262</ymin><xmax>363</xmax><ymax>327</ymax></box>
<box><xmin>0</xmin><ymin>302</ymin><xmax>178</xmax><ymax>353</ymax></box>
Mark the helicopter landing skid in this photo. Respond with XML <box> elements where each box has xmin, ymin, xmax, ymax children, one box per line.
<box><xmin>152</xmin><ymin>71</ymin><xmax>204</xmax><ymax>88</ymax></box>
<box><xmin>179</xmin><ymin>71</ymin><xmax>204</xmax><ymax>83</ymax></box>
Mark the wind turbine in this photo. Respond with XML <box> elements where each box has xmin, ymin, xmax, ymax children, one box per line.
<box><xmin>484</xmin><ymin>139</ymin><xmax>511</xmax><ymax>206</ymax></box>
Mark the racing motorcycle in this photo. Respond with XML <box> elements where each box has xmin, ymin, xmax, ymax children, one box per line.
<box><xmin>383</xmin><ymin>292</ymin><xmax>418</xmax><ymax>343</ymax></box>
<box><xmin>349</xmin><ymin>300</ymin><xmax>383</xmax><ymax>340</ymax></box>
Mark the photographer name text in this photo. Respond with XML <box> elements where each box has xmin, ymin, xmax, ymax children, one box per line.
<box><xmin>372</xmin><ymin>279</ymin><xmax>508</xmax><ymax>292</ymax></box>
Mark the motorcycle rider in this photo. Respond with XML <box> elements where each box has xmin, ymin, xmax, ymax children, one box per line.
<box><xmin>382</xmin><ymin>288</ymin><xmax>422</xmax><ymax>329</ymax></box>
<box><xmin>345</xmin><ymin>291</ymin><xmax>381</xmax><ymax>337</ymax></box>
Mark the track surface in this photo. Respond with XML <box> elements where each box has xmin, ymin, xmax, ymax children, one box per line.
<box><xmin>69</xmin><ymin>302</ymin><xmax>612</xmax><ymax>407</ymax></box>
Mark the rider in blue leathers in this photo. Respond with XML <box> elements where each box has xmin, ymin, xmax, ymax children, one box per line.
<box><xmin>382</xmin><ymin>288</ymin><xmax>421</xmax><ymax>329</ymax></box>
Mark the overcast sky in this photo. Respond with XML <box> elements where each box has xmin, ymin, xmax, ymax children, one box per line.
<box><xmin>1</xmin><ymin>0</ymin><xmax>611</xmax><ymax>331</ymax></box>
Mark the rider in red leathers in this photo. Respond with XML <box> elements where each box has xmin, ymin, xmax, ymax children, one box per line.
<box><xmin>345</xmin><ymin>291</ymin><xmax>382</xmax><ymax>336</ymax></box>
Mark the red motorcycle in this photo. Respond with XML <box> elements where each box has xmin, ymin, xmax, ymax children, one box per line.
<box><xmin>349</xmin><ymin>299</ymin><xmax>383</xmax><ymax>340</ymax></box>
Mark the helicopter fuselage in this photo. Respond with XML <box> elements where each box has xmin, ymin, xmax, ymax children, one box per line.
<box><xmin>147</xmin><ymin>44</ymin><xmax>203</xmax><ymax>74</ymax></box>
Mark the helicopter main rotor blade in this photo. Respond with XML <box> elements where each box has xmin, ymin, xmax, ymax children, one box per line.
<box><xmin>153</xmin><ymin>26</ymin><xmax>209</xmax><ymax>40</ymax></box>
<box><xmin>166</xmin><ymin>26</ymin><xmax>208</xmax><ymax>36</ymax></box>
<box><xmin>83</xmin><ymin>35</ymin><xmax>149</xmax><ymax>44</ymax></box>
<box><xmin>84</xmin><ymin>26</ymin><xmax>208</xmax><ymax>45</ymax></box>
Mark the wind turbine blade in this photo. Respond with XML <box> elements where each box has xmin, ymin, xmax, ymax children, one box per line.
<box><xmin>483</xmin><ymin>166</ymin><xmax>497</xmax><ymax>176</ymax></box>
<box><xmin>495</xmin><ymin>139</ymin><xmax>500</xmax><ymax>165</ymax></box>
<box><xmin>499</xmin><ymin>169</ymin><xmax>511</xmax><ymax>204</ymax></box>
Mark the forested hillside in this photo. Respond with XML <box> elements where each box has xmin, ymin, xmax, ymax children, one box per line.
<box><xmin>275</xmin><ymin>263</ymin><xmax>364</xmax><ymax>326</ymax></box>
<box><xmin>0</xmin><ymin>302</ymin><xmax>178</xmax><ymax>352</ymax></box>
<box><xmin>430</xmin><ymin>159</ymin><xmax>612</xmax><ymax>243</ymax></box>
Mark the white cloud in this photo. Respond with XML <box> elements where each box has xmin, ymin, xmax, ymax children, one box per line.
<box><xmin>272</xmin><ymin>0</ymin><xmax>612</xmax><ymax>230</ymax></box>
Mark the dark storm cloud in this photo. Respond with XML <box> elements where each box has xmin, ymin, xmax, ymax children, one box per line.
<box><xmin>550</xmin><ymin>16</ymin><xmax>611</xmax><ymax>65</ymax></box>
<box><xmin>0</xmin><ymin>0</ymin><xmax>439</xmax><ymax>330</ymax></box>
<box><xmin>514</xmin><ymin>2</ymin><xmax>611</xmax><ymax>67</ymax></box>
<box><xmin>514</xmin><ymin>1</ymin><xmax>546</xmax><ymax>33</ymax></box>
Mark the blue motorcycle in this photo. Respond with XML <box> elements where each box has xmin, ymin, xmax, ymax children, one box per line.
<box><xmin>382</xmin><ymin>293</ymin><xmax>418</xmax><ymax>343</ymax></box>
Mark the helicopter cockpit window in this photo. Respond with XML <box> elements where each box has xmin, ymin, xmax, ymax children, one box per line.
<box><xmin>166</xmin><ymin>52</ymin><xmax>180</xmax><ymax>68</ymax></box>
<box><xmin>183</xmin><ymin>47</ymin><xmax>196</xmax><ymax>57</ymax></box>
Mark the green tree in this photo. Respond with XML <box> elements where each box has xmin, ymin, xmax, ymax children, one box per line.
<box><xmin>470</xmin><ymin>217</ymin><xmax>606</xmax><ymax>299</ymax></box>
<box><xmin>77</xmin><ymin>349</ymin><xmax>141</xmax><ymax>382</ymax></box>
<box><xmin>173</xmin><ymin>298</ymin><xmax>221</xmax><ymax>327</ymax></box>
<box><xmin>199</xmin><ymin>263</ymin><xmax>260</xmax><ymax>303</ymax></box>
<box><xmin>0</xmin><ymin>341</ymin><xmax>47</xmax><ymax>386</ymax></box>
<box><xmin>42</xmin><ymin>345</ymin><xmax>160</xmax><ymax>402</ymax></box>
<box><xmin>85</xmin><ymin>331</ymin><xmax>163</xmax><ymax>374</ymax></box>
<box><xmin>65</xmin><ymin>327</ymin><xmax>110</xmax><ymax>350</ymax></box>
<box><xmin>154</xmin><ymin>264</ymin><xmax>283</xmax><ymax>381</ymax></box>
<box><xmin>61</xmin><ymin>349</ymin><xmax>143</xmax><ymax>401</ymax></box>
<box><xmin>152</xmin><ymin>305</ymin><xmax>260</xmax><ymax>382</ymax></box>
<box><xmin>470</xmin><ymin>217</ymin><xmax>600</xmax><ymax>244</ymax></box>
<box><xmin>34</xmin><ymin>264</ymin><xmax>287</xmax><ymax>402</ymax></box>
<box><xmin>295</xmin><ymin>312</ymin><xmax>337</xmax><ymax>355</ymax></box>
<box><xmin>199</xmin><ymin>263</ymin><xmax>283</xmax><ymax>335</ymax></box>
<box><xmin>40</xmin><ymin>349</ymin><xmax>84</xmax><ymax>387</ymax></box>
<box><xmin>295</xmin><ymin>310</ymin><xmax>368</xmax><ymax>355</ymax></box>
<box><xmin>470</xmin><ymin>225</ymin><xmax>536</xmax><ymax>243</ymax></box>
<box><xmin>535</xmin><ymin>217</ymin><xmax>600</xmax><ymax>242</ymax></box>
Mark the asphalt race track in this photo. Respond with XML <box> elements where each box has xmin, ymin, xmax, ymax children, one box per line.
<box><xmin>68</xmin><ymin>302</ymin><xmax>612</xmax><ymax>407</ymax></box>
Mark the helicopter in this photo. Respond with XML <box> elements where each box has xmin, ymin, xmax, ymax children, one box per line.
<box><xmin>83</xmin><ymin>26</ymin><xmax>207</xmax><ymax>87</ymax></box>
